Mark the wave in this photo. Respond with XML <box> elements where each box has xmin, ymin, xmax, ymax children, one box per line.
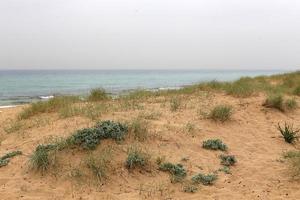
<box><xmin>39</xmin><ymin>95</ymin><xmax>54</xmax><ymax>100</ymax></box>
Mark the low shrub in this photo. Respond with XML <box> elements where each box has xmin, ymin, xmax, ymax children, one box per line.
<box><xmin>0</xmin><ymin>150</ymin><xmax>22</xmax><ymax>167</ymax></box>
<box><xmin>68</xmin><ymin>128</ymin><xmax>101</xmax><ymax>150</ymax></box>
<box><xmin>182</xmin><ymin>184</ymin><xmax>198</xmax><ymax>193</ymax></box>
<box><xmin>95</xmin><ymin>120</ymin><xmax>128</xmax><ymax>141</ymax></box>
<box><xmin>191</xmin><ymin>173</ymin><xmax>217</xmax><ymax>185</ymax></box>
<box><xmin>278</xmin><ymin>123</ymin><xmax>299</xmax><ymax>144</ymax></box>
<box><xmin>209</xmin><ymin>105</ymin><xmax>232</xmax><ymax>122</ymax></box>
<box><xmin>125</xmin><ymin>145</ymin><xmax>150</xmax><ymax>170</ymax></box>
<box><xmin>220</xmin><ymin>155</ymin><xmax>237</xmax><ymax>166</ymax></box>
<box><xmin>159</xmin><ymin>162</ymin><xmax>187</xmax><ymax>182</ymax></box>
<box><xmin>202</xmin><ymin>139</ymin><xmax>227</xmax><ymax>151</ymax></box>
<box><xmin>87</xmin><ymin>88</ymin><xmax>109</xmax><ymax>101</ymax></box>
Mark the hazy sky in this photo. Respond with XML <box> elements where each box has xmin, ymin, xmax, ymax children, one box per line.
<box><xmin>0</xmin><ymin>0</ymin><xmax>299</xmax><ymax>70</ymax></box>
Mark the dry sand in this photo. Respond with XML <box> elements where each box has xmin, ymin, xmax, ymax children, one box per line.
<box><xmin>0</xmin><ymin>92</ymin><xmax>299</xmax><ymax>200</ymax></box>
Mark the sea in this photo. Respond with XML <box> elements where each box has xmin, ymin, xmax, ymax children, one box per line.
<box><xmin>0</xmin><ymin>69</ymin><xmax>287</xmax><ymax>107</ymax></box>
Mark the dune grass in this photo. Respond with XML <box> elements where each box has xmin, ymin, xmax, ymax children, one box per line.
<box><xmin>209</xmin><ymin>105</ymin><xmax>233</xmax><ymax>122</ymax></box>
<box><xmin>278</xmin><ymin>123</ymin><xmax>299</xmax><ymax>144</ymax></box>
<box><xmin>87</xmin><ymin>88</ymin><xmax>110</xmax><ymax>102</ymax></box>
<box><xmin>283</xmin><ymin>151</ymin><xmax>300</xmax><ymax>179</ymax></box>
<box><xmin>125</xmin><ymin>145</ymin><xmax>150</xmax><ymax>170</ymax></box>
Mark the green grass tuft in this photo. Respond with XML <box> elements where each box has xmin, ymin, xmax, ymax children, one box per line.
<box><xmin>220</xmin><ymin>155</ymin><xmax>237</xmax><ymax>166</ymax></box>
<box><xmin>209</xmin><ymin>105</ymin><xmax>232</xmax><ymax>122</ymax></box>
<box><xmin>125</xmin><ymin>145</ymin><xmax>150</xmax><ymax>170</ymax></box>
<box><xmin>0</xmin><ymin>150</ymin><xmax>22</xmax><ymax>168</ymax></box>
<box><xmin>278</xmin><ymin>123</ymin><xmax>299</xmax><ymax>144</ymax></box>
<box><xmin>87</xmin><ymin>88</ymin><xmax>109</xmax><ymax>101</ymax></box>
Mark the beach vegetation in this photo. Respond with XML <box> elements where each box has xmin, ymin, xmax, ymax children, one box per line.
<box><xmin>170</xmin><ymin>97</ymin><xmax>181</xmax><ymax>112</ymax></box>
<box><xmin>283</xmin><ymin>151</ymin><xmax>300</xmax><ymax>178</ymax></box>
<box><xmin>125</xmin><ymin>145</ymin><xmax>150</xmax><ymax>170</ymax></box>
<box><xmin>220</xmin><ymin>154</ymin><xmax>237</xmax><ymax>166</ymax></box>
<box><xmin>209</xmin><ymin>105</ymin><xmax>232</xmax><ymax>122</ymax></box>
<box><xmin>263</xmin><ymin>93</ymin><xmax>284</xmax><ymax>111</ymax></box>
<box><xmin>0</xmin><ymin>150</ymin><xmax>22</xmax><ymax>168</ymax></box>
<box><xmin>202</xmin><ymin>139</ymin><xmax>228</xmax><ymax>151</ymax></box>
<box><xmin>191</xmin><ymin>173</ymin><xmax>217</xmax><ymax>185</ymax></box>
<box><xmin>159</xmin><ymin>162</ymin><xmax>187</xmax><ymax>182</ymax></box>
<box><xmin>285</xmin><ymin>98</ymin><xmax>298</xmax><ymax>110</ymax></box>
<box><xmin>225</xmin><ymin>77</ymin><xmax>254</xmax><ymax>97</ymax></box>
<box><xmin>278</xmin><ymin>123</ymin><xmax>299</xmax><ymax>144</ymax></box>
<box><xmin>128</xmin><ymin>118</ymin><xmax>149</xmax><ymax>142</ymax></box>
<box><xmin>87</xmin><ymin>88</ymin><xmax>110</xmax><ymax>101</ymax></box>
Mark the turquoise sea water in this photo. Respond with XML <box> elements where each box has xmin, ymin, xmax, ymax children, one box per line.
<box><xmin>0</xmin><ymin>70</ymin><xmax>286</xmax><ymax>106</ymax></box>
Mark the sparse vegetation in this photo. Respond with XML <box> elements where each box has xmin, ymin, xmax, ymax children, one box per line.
<box><xmin>86</xmin><ymin>147</ymin><xmax>112</xmax><ymax>182</ymax></box>
<box><xmin>225</xmin><ymin>77</ymin><xmax>254</xmax><ymax>97</ymax></box>
<box><xmin>125</xmin><ymin>145</ymin><xmax>150</xmax><ymax>170</ymax></box>
<box><xmin>128</xmin><ymin>118</ymin><xmax>149</xmax><ymax>141</ymax></box>
<box><xmin>202</xmin><ymin>139</ymin><xmax>228</xmax><ymax>151</ymax></box>
<box><xmin>19</xmin><ymin>96</ymin><xmax>81</xmax><ymax>119</ymax></box>
<box><xmin>87</xmin><ymin>88</ymin><xmax>109</xmax><ymax>102</ymax></box>
<box><xmin>170</xmin><ymin>97</ymin><xmax>181</xmax><ymax>111</ymax></box>
<box><xmin>191</xmin><ymin>173</ymin><xmax>217</xmax><ymax>185</ymax></box>
<box><xmin>0</xmin><ymin>150</ymin><xmax>22</xmax><ymax>167</ymax></box>
<box><xmin>278</xmin><ymin>123</ymin><xmax>299</xmax><ymax>144</ymax></box>
<box><xmin>220</xmin><ymin>155</ymin><xmax>237</xmax><ymax>166</ymax></box>
<box><xmin>159</xmin><ymin>162</ymin><xmax>187</xmax><ymax>182</ymax></box>
<box><xmin>209</xmin><ymin>105</ymin><xmax>232</xmax><ymax>122</ymax></box>
<box><xmin>293</xmin><ymin>86</ymin><xmax>300</xmax><ymax>96</ymax></box>
<box><xmin>3</xmin><ymin>120</ymin><xmax>24</xmax><ymax>133</ymax></box>
<box><xmin>183</xmin><ymin>183</ymin><xmax>198</xmax><ymax>193</ymax></box>
<box><xmin>29</xmin><ymin>144</ymin><xmax>56</xmax><ymax>172</ymax></box>
<box><xmin>263</xmin><ymin>93</ymin><xmax>284</xmax><ymax>111</ymax></box>
<box><xmin>285</xmin><ymin>98</ymin><xmax>298</xmax><ymax>110</ymax></box>
<box><xmin>283</xmin><ymin>151</ymin><xmax>300</xmax><ymax>178</ymax></box>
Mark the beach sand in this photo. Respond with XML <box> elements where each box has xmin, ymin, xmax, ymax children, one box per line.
<box><xmin>0</xmin><ymin>92</ymin><xmax>299</xmax><ymax>200</ymax></box>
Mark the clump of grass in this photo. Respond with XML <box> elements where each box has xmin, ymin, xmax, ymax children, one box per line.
<box><xmin>225</xmin><ymin>78</ymin><xmax>254</xmax><ymax>97</ymax></box>
<box><xmin>170</xmin><ymin>97</ymin><xmax>181</xmax><ymax>112</ymax></box>
<box><xmin>128</xmin><ymin>118</ymin><xmax>149</xmax><ymax>142</ymax></box>
<box><xmin>191</xmin><ymin>173</ymin><xmax>217</xmax><ymax>185</ymax></box>
<box><xmin>3</xmin><ymin>120</ymin><xmax>24</xmax><ymax>133</ymax></box>
<box><xmin>0</xmin><ymin>150</ymin><xmax>22</xmax><ymax>167</ymax></box>
<box><xmin>87</xmin><ymin>88</ymin><xmax>109</xmax><ymax>102</ymax></box>
<box><xmin>220</xmin><ymin>155</ymin><xmax>237</xmax><ymax>166</ymax></box>
<box><xmin>19</xmin><ymin>96</ymin><xmax>81</xmax><ymax>119</ymax></box>
<box><xmin>263</xmin><ymin>94</ymin><xmax>284</xmax><ymax>111</ymax></box>
<box><xmin>125</xmin><ymin>145</ymin><xmax>150</xmax><ymax>170</ymax></box>
<box><xmin>278</xmin><ymin>123</ymin><xmax>299</xmax><ymax>144</ymax></box>
<box><xmin>159</xmin><ymin>162</ymin><xmax>187</xmax><ymax>182</ymax></box>
<box><xmin>293</xmin><ymin>86</ymin><xmax>300</xmax><ymax>96</ymax></box>
<box><xmin>86</xmin><ymin>148</ymin><xmax>112</xmax><ymax>182</ymax></box>
<box><xmin>202</xmin><ymin>139</ymin><xmax>227</xmax><ymax>151</ymax></box>
<box><xmin>182</xmin><ymin>183</ymin><xmax>198</xmax><ymax>193</ymax></box>
<box><xmin>209</xmin><ymin>105</ymin><xmax>232</xmax><ymax>122</ymax></box>
<box><xmin>138</xmin><ymin>111</ymin><xmax>161</xmax><ymax>120</ymax></box>
<box><xmin>283</xmin><ymin>151</ymin><xmax>300</xmax><ymax>178</ymax></box>
<box><xmin>29</xmin><ymin>144</ymin><xmax>56</xmax><ymax>172</ymax></box>
<box><xmin>285</xmin><ymin>98</ymin><xmax>298</xmax><ymax>110</ymax></box>
<box><xmin>218</xmin><ymin>166</ymin><xmax>231</xmax><ymax>174</ymax></box>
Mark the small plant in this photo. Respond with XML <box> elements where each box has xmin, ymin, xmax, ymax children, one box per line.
<box><xmin>3</xmin><ymin>120</ymin><xmax>24</xmax><ymax>134</ymax></box>
<box><xmin>129</xmin><ymin>118</ymin><xmax>149</xmax><ymax>142</ymax></box>
<box><xmin>182</xmin><ymin>183</ymin><xmax>198</xmax><ymax>193</ymax></box>
<box><xmin>218</xmin><ymin>166</ymin><xmax>231</xmax><ymax>174</ymax></box>
<box><xmin>125</xmin><ymin>145</ymin><xmax>150</xmax><ymax>170</ymax></box>
<box><xmin>202</xmin><ymin>139</ymin><xmax>227</xmax><ymax>151</ymax></box>
<box><xmin>87</xmin><ymin>88</ymin><xmax>109</xmax><ymax>101</ymax></box>
<box><xmin>0</xmin><ymin>150</ymin><xmax>22</xmax><ymax>167</ymax></box>
<box><xmin>278</xmin><ymin>123</ymin><xmax>299</xmax><ymax>144</ymax></box>
<box><xmin>95</xmin><ymin>120</ymin><xmax>128</xmax><ymax>141</ymax></box>
<box><xmin>293</xmin><ymin>86</ymin><xmax>300</xmax><ymax>96</ymax></box>
<box><xmin>225</xmin><ymin>78</ymin><xmax>254</xmax><ymax>97</ymax></box>
<box><xmin>209</xmin><ymin>105</ymin><xmax>232</xmax><ymax>122</ymax></box>
<box><xmin>220</xmin><ymin>155</ymin><xmax>237</xmax><ymax>166</ymax></box>
<box><xmin>68</xmin><ymin>128</ymin><xmax>101</xmax><ymax>150</ymax></box>
<box><xmin>191</xmin><ymin>173</ymin><xmax>217</xmax><ymax>185</ymax></box>
<box><xmin>263</xmin><ymin>94</ymin><xmax>284</xmax><ymax>111</ymax></box>
<box><xmin>285</xmin><ymin>98</ymin><xmax>298</xmax><ymax>110</ymax></box>
<box><xmin>159</xmin><ymin>162</ymin><xmax>187</xmax><ymax>182</ymax></box>
<box><xmin>283</xmin><ymin>151</ymin><xmax>300</xmax><ymax>178</ymax></box>
<box><xmin>30</xmin><ymin>144</ymin><xmax>56</xmax><ymax>172</ymax></box>
<box><xmin>85</xmin><ymin>148</ymin><xmax>112</xmax><ymax>182</ymax></box>
<box><xmin>170</xmin><ymin>97</ymin><xmax>180</xmax><ymax>112</ymax></box>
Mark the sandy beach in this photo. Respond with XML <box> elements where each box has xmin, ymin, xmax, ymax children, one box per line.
<box><xmin>0</xmin><ymin>72</ymin><xmax>300</xmax><ymax>200</ymax></box>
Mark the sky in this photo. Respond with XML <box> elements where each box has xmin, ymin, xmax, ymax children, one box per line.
<box><xmin>0</xmin><ymin>0</ymin><xmax>299</xmax><ymax>70</ymax></box>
